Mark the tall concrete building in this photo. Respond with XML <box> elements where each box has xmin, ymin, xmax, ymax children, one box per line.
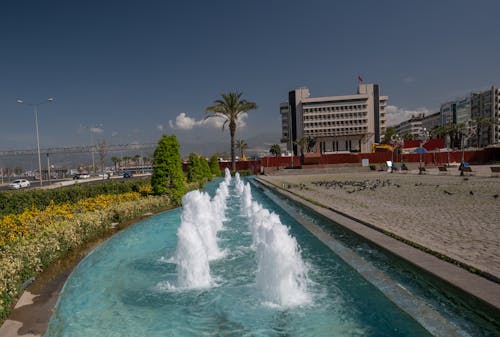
<box><xmin>471</xmin><ymin>86</ymin><xmax>500</xmax><ymax>147</ymax></box>
<box><xmin>440</xmin><ymin>97</ymin><xmax>471</xmax><ymax>126</ymax></box>
<box><xmin>421</xmin><ymin>112</ymin><xmax>440</xmax><ymax>133</ymax></box>
<box><xmin>280</xmin><ymin>84</ymin><xmax>388</xmax><ymax>154</ymax></box>
<box><xmin>440</xmin><ymin>85</ymin><xmax>499</xmax><ymax>147</ymax></box>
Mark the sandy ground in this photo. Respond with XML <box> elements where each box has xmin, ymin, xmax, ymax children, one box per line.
<box><xmin>260</xmin><ymin>168</ymin><xmax>500</xmax><ymax>280</ymax></box>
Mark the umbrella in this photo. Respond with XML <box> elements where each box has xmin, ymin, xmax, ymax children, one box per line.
<box><xmin>414</xmin><ymin>147</ymin><xmax>427</xmax><ymax>154</ymax></box>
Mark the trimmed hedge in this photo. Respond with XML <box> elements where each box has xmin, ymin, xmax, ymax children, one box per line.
<box><xmin>0</xmin><ymin>179</ymin><xmax>151</xmax><ymax>218</ymax></box>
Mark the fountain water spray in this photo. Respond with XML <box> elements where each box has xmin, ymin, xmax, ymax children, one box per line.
<box><xmin>171</xmin><ymin>171</ymin><xmax>232</xmax><ymax>289</ymax></box>
<box><xmin>238</xmin><ymin>182</ymin><xmax>311</xmax><ymax>307</ymax></box>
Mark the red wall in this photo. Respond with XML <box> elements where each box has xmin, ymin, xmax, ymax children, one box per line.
<box><xmin>258</xmin><ymin>149</ymin><xmax>497</xmax><ymax>168</ymax></box>
<box><xmin>217</xmin><ymin>148</ymin><xmax>498</xmax><ymax>172</ymax></box>
<box><xmin>218</xmin><ymin>160</ymin><xmax>261</xmax><ymax>174</ymax></box>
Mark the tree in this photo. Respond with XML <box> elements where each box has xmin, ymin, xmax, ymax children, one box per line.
<box><xmin>205</xmin><ymin>92</ymin><xmax>257</xmax><ymax>171</ymax></box>
<box><xmin>133</xmin><ymin>154</ymin><xmax>142</xmax><ymax>165</ymax></box>
<box><xmin>122</xmin><ymin>156</ymin><xmax>131</xmax><ymax>167</ymax></box>
<box><xmin>209</xmin><ymin>155</ymin><xmax>222</xmax><ymax>176</ymax></box>
<box><xmin>236</xmin><ymin>139</ymin><xmax>248</xmax><ymax>160</ymax></box>
<box><xmin>382</xmin><ymin>127</ymin><xmax>397</xmax><ymax>144</ymax></box>
<box><xmin>294</xmin><ymin>137</ymin><xmax>309</xmax><ymax>155</ymax></box>
<box><xmin>187</xmin><ymin>153</ymin><xmax>212</xmax><ymax>185</ymax></box>
<box><xmin>111</xmin><ymin>156</ymin><xmax>121</xmax><ymax>171</ymax></box>
<box><xmin>151</xmin><ymin>135</ymin><xmax>186</xmax><ymax>205</ymax></box>
<box><xmin>431</xmin><ymin>123</ymin><xmax>464</xmax><ymax>148</ymax></box>
<box><xmin>269</xmin><ymin>144</ymin><xmax>282</xmax><ymax>157</ymax></box>
<box><xmin>200</xmin><ymin>157</ymin><xmax>212</xmax><ymax>182</ymax></box>
<box><xmin>471</xmin><ymin>116</ymin><xmax>494</xmax><ymax>147</ymax></box>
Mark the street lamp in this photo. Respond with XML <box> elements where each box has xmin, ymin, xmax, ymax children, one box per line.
<box><xmin>84</xmin><ymin>124</ymin><xmax>103</xmax><ymax>174</ymax></box>
<box><xmin>418</xmin><ymin>128</ymin><xmax>429</xmax><ymax>175</ymax></box>
<box><xmin>17</xmin><ymin>98</ymin><xmax>54</xmax><ymax>187</ymax></box>
<box><xmin>390</xmin><ymin>134</ymin><xmax>403</xmax><ymax>171</ymax></box>
<box><xmin>460</xmin><ymin>121</ymin><xmax>476</xmax><ymax>176</ymax></box>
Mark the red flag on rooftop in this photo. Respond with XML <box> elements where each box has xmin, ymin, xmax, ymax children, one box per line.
<box><xmin>358</xmin><ymin>75</ymin><xmax>363</xmax><ymax>83</ymax></box>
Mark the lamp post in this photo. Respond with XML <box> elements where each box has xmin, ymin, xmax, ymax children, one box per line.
<box><xmin>17</xmin><ymin>98</ymin><xmax>54</xmax><ymax>187</ymax></box>
<box><xmin>85</xmin><ymin>125</ymin><xmax>103</xmax><ymax>175</ymax></box>
<box><xmin>418</xmin><ymin>128</ymin><xmax>429</xmax><ymax>175</ymax></box>
<box><xmin>460</xmin><ymin>121</ymin><xmax>476</xmax><ymax>176</ymax></box>
<box><xmin>390</xmin><ymin>134</ymin><xmax>402</xmax><ymax>171</ymax></box>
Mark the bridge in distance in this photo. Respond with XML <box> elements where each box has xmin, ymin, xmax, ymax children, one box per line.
<box><xmin>0</xmin><ymin>143</ymin><xmax>157</xmax><ymax>157</ymax></box>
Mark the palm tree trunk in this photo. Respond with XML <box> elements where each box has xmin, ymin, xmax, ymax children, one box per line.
<box><xmin>230</xmin><ymin>128</ymin><xmax>236</xmax><ymax>171</ymax></box>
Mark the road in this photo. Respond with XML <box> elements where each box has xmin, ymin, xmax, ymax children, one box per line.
<box><xmin>0</xmin><ymin>174</ymin><xmax>151</xmax><ymax>191</ymax></box>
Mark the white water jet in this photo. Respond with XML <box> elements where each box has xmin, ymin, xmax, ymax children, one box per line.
<box><xmin>172</xmin><ymin>174</ymin><xmax>232</xmax><ymax>289</ymax></box>
<box><xmin>174</xmin><ymin>191</ymin><xmax>213</xmax><ymax>288</ymax></box>
<box><xmin>238</xmin><ymin>182</ymin><xmax>311</xmax><ymax>307</ymax></box>
<box><xmin>235</xmin><ymin>172</ymin><xmax>244</xmax><ymax>195</ymax></box>
<box><xmin>224</xmin><ymin>167</ymin><xmax>231</xmax><ymax>184</ymax></box>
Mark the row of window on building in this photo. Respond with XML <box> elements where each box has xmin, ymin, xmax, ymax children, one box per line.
<box><xmin>304</xmin><ymin>111</ymin><xmax>369</xmax><ymax>120</ymax></box>
<box><xmin>305</xmin><ymin>126</ymin><xmax>368</xmax><ymax>136</ymax></box>
<box><xmin>303</xmin><ymin>104</ymin><xmax>369</xmax><ymax>113</ymax></box>
<box><xmin>304</xmin><ymin>119</ymin><xmax>368</xmax><ymax>128</ymax></box>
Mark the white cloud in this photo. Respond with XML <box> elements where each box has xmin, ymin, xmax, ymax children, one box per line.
<box><xmin>169</xmin><ymin>112</ymin><xmax>248</xmax><ymax>130</ymax></box>
<box><xmin>403</xmin><ymin>76</ymin><xmax>415</xmax><ymax>84</ymax></box>
<box><xmin>90</xmin><ymin>127</ymin><xmax>104</xmax><ymax>134</ymax></box>
<box><xmin>386</xmin><ymin>105</ymin><xmax>433</xmax><ymax>126</ymax></box>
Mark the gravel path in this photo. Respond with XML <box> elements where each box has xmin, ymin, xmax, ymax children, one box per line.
<box><xmin>260</xmin><ymin>171</ymin><xmax>500</xmax><ymax>280</ymax></box>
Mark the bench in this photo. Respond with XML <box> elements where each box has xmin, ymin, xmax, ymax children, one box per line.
<box><xmin>438</xmin><ymin>166</ymin><xmax>448</xmax><ymax>174</ymax></box>
<box><xmin>491</xmin><ymin>166</ymin><xmax>500</xmax><ymax>177</ymax></box>
<box><xmin>461</xmin><ymin>166</ymin><xmax>474</xmax><ymax>176</ymax></box>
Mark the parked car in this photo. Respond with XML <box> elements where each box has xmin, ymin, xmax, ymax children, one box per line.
<box><xmin>9</xmin><ymin>179</ymin><xmax>31</xmax><ymax>189</ymax></box>
<box><xmin>73</xmin><ymin>173</ymin><xmax>91</xmax><ymax>180</ymax></box>
<box><xmin>123</xmin><ymin>172</ymin><xmax>133</xmax><ymax>178</ymax></box>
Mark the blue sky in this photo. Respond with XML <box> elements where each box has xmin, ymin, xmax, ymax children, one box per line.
<box><xmin>1</xmin><ymin>0</ymin><xmax>499</xmax><ymax>156</ymax></box>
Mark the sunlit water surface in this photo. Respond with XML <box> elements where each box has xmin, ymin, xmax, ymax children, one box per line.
<box><xmin>45</xmin><ymin>176</ymin><xmax>433</xmax><ymax>337</ymax></box>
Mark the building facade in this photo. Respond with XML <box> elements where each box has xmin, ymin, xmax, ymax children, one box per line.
<box><xmin>421</xmin><ymin>112</ymin><xmax>440</xmax><ymax>133</ymax></box>
<box><xmin>280</xmin><ymin>84</ymin><xmax>388</xmax><ymax>154</ymax></box>
<box><xmin>471</xmin><ymin>86</ymin><xmax>500</xmax><ymax>147</ymax></box>
<box><xmin>440</xmin><ymin>85</ymin><xmax>500</xmax><ymax>147</ymax></box>
<box><xmin>395</xmin><ymin>114</ymin><xmax>424</xmax><ymax>138</ymax></box>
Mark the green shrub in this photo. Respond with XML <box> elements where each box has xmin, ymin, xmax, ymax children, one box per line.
<box><xmin>151</xmin><ymin>134</ymin><xmax>186</xmax><ymax>205</ymax></box>
<box><xmin>0</xmin><ymin>179</ymin><xmax>151</xmax><ymax>218</ymax></box>
<box><xmin>209</xmin><ymin>155</ymin><xmax>222</xmax><ymax>176</ymax></box>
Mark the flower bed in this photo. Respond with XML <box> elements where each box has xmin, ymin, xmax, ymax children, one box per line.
<box><xmin>0</xmin><ymin>191</ymin><xmax>171</xmax><ymax>321</ymax></box>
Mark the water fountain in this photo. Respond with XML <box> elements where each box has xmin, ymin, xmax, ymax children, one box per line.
<box><xmin>44</xmin><ymin>175</ymin><xmax>495</xmax><ymax>336</ymax></box>
<box><xmin>236</xmin><ymin>178</ymin><xmax>311</xmax><ymax>307</ymax></box>
<box><xmin>170</xmin><ymin>168</ymin><xmax>232</xmax><ymax>288</ymax></box>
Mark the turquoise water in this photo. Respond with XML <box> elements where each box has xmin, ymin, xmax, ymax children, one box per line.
<box><xmin>45</xmin><ymin>178</ymin><xmax>435</xmax><ymax>337</ymax></box>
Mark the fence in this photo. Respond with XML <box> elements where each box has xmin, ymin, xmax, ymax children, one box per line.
<box><xmin>249</xmin><ymin>147</ymin><xmax>500</xmax><ymax>170</ymax></box>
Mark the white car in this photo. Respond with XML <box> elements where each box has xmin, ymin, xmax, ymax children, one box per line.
<box><xmin>9</xmin><ymin>179</ymin><xmax>31</xmax><ymax>189</ymax></box>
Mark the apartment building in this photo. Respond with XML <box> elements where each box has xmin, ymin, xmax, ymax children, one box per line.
<box><xmin>440</xmin><ymin>85</ymin><xmax>500</xmax><ymax>147</ymax></box>
<box><xmin>395</xmin><ymin>114</ymin><xmax>424</xmax><ymax>138</ymax></box>
<box><xmin>471</xmin><ymin>86</ymin><xmax>500</xmax><ymax>147</ymax></box>
<box><xmin>440</xmin><ymin>97</ymin><xmax>471</xmax><ymax>126</ymax></box>
<box><xmin>280</xmin><ymin>84</ymin><xmax>388</xmax><ymax>154</ymax></box>
<box><xmin>421</xmin><ymin>112</ymin><xmax>440</xmax><ymax>133</ymax></box>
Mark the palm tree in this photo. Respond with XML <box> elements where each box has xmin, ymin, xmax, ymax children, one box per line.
<box><xmin>133</xmin><ymin>154</ymin><xmax>142</xmax><ymax>165</ymax></box>
<box><xmin>294</xmin><ymin>137</ymin><xmax>307</xmax><ymax>155</ymax></box>
<box><xmin>269</xmin><ymin>144</ymin><xmax>282</xmax><ymax>157</ymax></box>
<box><xmin>236</xmin><ymin>139</ymin><xmax>248</xmax><ymax>160</ymax></box>
<box><xmin>206</xmin><ymin>92</ymin><xmax>257</xmax><ymax>171</ymax></box>
<box><xmin>471</xmin><ymin>116</ymin><xmax>494</xmax><ymax>147</ymax></box>
<box><xmin>111</xmin><ymin>156</ymin><xmax>121</xmax><ymax>171</ymax></box>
